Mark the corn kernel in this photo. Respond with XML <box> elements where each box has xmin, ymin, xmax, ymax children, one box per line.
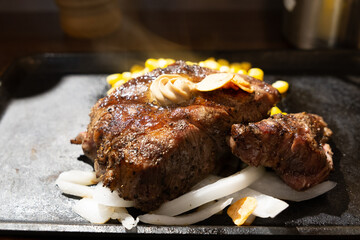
<box><xmin>157</xmin><ymin>58</ymin><xmax>168</xmax><ymax>68</ymax></box>
<box><xmin>272</xmin><ymin>80</ymin><xmax>289</xmax><ymax>94</ymax></box>
<box><xmin>166</xmin><ymin>58</ymin><xmax>175</xmax><ymax>65</ymax></box>
<box><xmin>217</xmin><ymin>58</ymin><xmax>230</xmax><ymax>66</ymax></box>
<box><xmin>130</xmin><ymin>64</ymin><xmax>144</xmax><ymax>73</ymax></box>
<box><xmin>131</xmin><ymin>70</ymin><xmax>145</xmax><ymax>78</ymax></box>
<box><xmin>145</xmin><ymin>58</ymin><xmax>158</xmax><ymax>71</ymax></box>
<box><xmin>219</xmin><ymin>65</ymin><xmax>230</xmax><ymax>72</ymax></box>
<box><xmin>107</xmin><ymin>78</ymin><xmax>127</xmax><ymax>94</ymax></box>
<box><xmin>106</xmin><ymin>73</ymin><xmax>122</xmax><ymax>86</ymax></box>
<box><xmin>270</xmin><ymin>106</ymin><xmax>282</xmax><ymax>115</ymax></box>
<box><xmin>239</xmin><ymin>62</ymin><xmax>251</xmax><ymax>71</ymax></box>
<box><xmin>122</xmin><ymin>72</ymin><xmax>132</xmax><ymax>81</ymax></box>
<box><xmin>204</xmin><ymin>59</ymin><xmax>220</xmax><ymax>70</ymax></box>
<box><xmin>198</xmin><ymin>61</ymin><xmax>206</xmax><ymax>67</ymax></box>
<box><xmin>113</xmin><ymin>79</ymin><xmax>127</xmax><ymax>88</ymax></box>
<box><xmin>237</xmin><ymin>69</ymin><xmax>247</xmax><ymax>75</ymax></box>
<box><xmin>229</xmin><ymin>63</ymin><xmax>242</xmax><ymax>73</ymax></box>
<box><xmin>227</xmin><ymin>197</ymin><xmax>257</xmax><ymax>226</ymax></box>
<box><xmin>248</xmin><ymin>68</ymin><xmax>264</xmax><ymax>81</ymax></box>
<box><xmin>186</xmin><ymin>61</ymin><xmax>196</xmax><ymax>66</ymax></box>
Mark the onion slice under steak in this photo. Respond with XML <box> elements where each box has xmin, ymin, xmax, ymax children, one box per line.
<box><xmin>152</xmin><ymin>166</ymin><xmax>265</xmax><ymax>216</ymax></box>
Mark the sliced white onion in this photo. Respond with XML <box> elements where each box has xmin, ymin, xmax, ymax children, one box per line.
<box><xmin>139</xmin><ymin>198</ymin><xmax>233</xmax><ymax>226</ymax></box>
<box><xmin>73</xmin><ymin>198</ymin><xmax>114</xmax><ymax>224</ymax></box>
<box><xmin>190</xmin><ymin>175</ymin><xmax>222</xmax><ymax>190</ymax></box>
<box><xmin>153</xmin><ymin>166</ymin><xmax>265</xmax><ymax>216</ymax></box>
<box><xmin>250</xmin><ymin>171</ymin><xmax>337</xmax><ymax>202</ymax></box>
<box><xmin>56</xmin><ymin>180</ymin><xmax>94</xmax><ymax>198</ymax></box>
<box><xmin>57</xmin><ymin>170</ymin><xmax>99</xmax><ymax>185</ymax></box>
<box><xmin>229</xmin><ymin>188</ymin><xmax>289</xmax><ymax>218</ymax></box>
<box><xmin>111</xmin><ymin>207</ymin><xmax>139</xmax><ymax>230</ymax></box>
<box><xmin>93</xmin><ymin>182</ymin><xmax>135</xmax><ymax>208</ymax></box>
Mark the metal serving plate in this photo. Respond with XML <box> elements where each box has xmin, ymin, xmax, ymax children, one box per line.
<box><xmin>0</xmin><ymin>51</ymin><xmax>359</xmax><ymax>238</ymax></box>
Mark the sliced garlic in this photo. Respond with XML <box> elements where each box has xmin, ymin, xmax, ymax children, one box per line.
<box><xmin>195</xmin><ymin>73</ymin><xmax>234</xmax><ymax>91</ymax></box>
<box><xmin>232</xmin><ymin>74</ymin><xmax>253</xmax><ymax>93</ymax></box>
<box><xmin>195</xmin><ymin>73</ymin><xmax>253</xmax><ymax>93</ymax></box>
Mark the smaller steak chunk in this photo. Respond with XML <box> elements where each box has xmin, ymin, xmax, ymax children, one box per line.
<box><xmin>229</xmin><ymin>112</ymin><xmax>333</xmax><ymax>190</ymax></box>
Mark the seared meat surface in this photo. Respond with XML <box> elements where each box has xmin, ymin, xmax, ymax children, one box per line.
<box><xmin>72</xmin><ymin>61</ymin><xmax>281</xmax><ymax>211</ymax></box>
<box><xmin>229</xmin><ymin>112</ymin><xmax>333</xmax><ymax>190</ymax></box>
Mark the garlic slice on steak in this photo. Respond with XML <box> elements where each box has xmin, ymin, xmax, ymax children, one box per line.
<box><xmin>195</xmin><ymin>73</ymin><xmax>253</xmax><ymax>93</ymax></box>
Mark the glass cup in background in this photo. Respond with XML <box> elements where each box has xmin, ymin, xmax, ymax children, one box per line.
<box><xmin>282</xmin><ymin>0</ymin><xmax>359</xmax><ymax>49</ymax></box>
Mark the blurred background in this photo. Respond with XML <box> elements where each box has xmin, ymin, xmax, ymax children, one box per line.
<box><xmin>0</xmin><ymin>0</ymin><xmax>358</xmax><ymax>72</ymax></box>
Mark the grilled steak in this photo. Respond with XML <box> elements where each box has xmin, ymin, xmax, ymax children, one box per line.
<box><xmin>229</xmin><ymin>112</ymin><xmax>333</xmax><ymax>190</ymax></box>
<box><xmin>72</xmin><ymin>61</ymin><xmax>281</xmax><ymax>211</ymax></box>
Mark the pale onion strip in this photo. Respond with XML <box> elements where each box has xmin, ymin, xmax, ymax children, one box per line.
<box><xmin>229</xmin><ymin>188</ymin><xmax>289</xmax><ymax>218</ymax></box>
<box><xmin>73</xmin><ymin>198</ymin><xmax>114</xmax><ymax>224</ymax></box>
<box><xmin>57</xmin><ymin>170</ymin><xmax>99</xmax><ymax>185</ymax></box>
<box><xmin>56</xmin><ymin>180</ymin><xmax>94</xmax><ymax>198</ymax></box>
<box><xmin>190</xmin><ymin>175</ymin><xmax>222</xmax><ymax>191</ymax></box>
<box><xmin>153</xmin><ymin>166</ymin><xmax>265</xmax><ymax>216</ymax></box>
<box><xmin>93</xmin><ymin>182</ymin><xmax>135</xmax><ymax>208</ymax></box>
<box><xmin>139</xmin><ymin>198</ymin><xmax>233</xmax><ymax>226</ymax></box>
<box><xmin>250</xmin><ymin>171</ymin><xmax>337</xmax><ymax>202</ymax></box>
<box><xmin>111</xmin><ymin>207</ymin><xmax>139</xmax><ymax>230</ymax></box>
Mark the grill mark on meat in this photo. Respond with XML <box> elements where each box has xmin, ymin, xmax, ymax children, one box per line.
<box><xmin>72</xmin><ymin>61</ymin><xmax>281</xmax><ymax>211</ymax></box>
<box><xmin>229</xmin><ymin>112</ymin><xmax>333</xmax><ymax>190</ymax></box>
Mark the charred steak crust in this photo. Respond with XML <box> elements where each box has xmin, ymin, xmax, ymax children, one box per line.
<box><xmin>229</xmin><ymin>112</ymin><xmax>333</xmax><ymax>191</ymax></box>
<box><xmin>73</xmin><ymin>61</ymin><xmax>281</xmax><ymax>211</ymax></box>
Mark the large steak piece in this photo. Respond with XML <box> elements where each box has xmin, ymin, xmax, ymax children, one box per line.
<box><xmin>71</xmin><ymin>61</ymin><xmax>281</xmax><ymax>211</ymax></box>
<box><xmin>229</xmin><ymin>112</ymin><xmax>333</xmax><ymax>190</ymax></box>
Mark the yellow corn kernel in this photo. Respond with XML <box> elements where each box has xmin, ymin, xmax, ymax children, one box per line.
<box><xmin>239</xmin><ymin>62</ymin><xmax>251</xmax><ymax>71</ymax></box>
<box><xmin>106</xmin><ymin>73</ymin><xmax>122</xmax><ymax>86</ymax></box>
<box><xmin>131</xmin><ymin>70</ymin><xmax>144</xmax><ymax>78</ymax></box>
<box><xmin>107</xmin><ymin>79</ymin><xmax>127</xmax><ymax>95</ymax></box>
<box><xmin>229</xmin><ymin>63</ymin><xmax>242</xmax><ymax>73</ymax></box>
<box><xmin>130</xmin><ymin>64</ymin><xmax>144</xmax><ymax>73</ymax></box>
<box><xmin>270</xmin><ymin>106</ymin><xmax>282</xmax><ymax>115</ymax></box>
<box><xmin>248</xmin><ymin>68</ymin><xmax>264</xmax><ymax>81</ymax></box>
<box><xmin>165</xmin><ymin>58</ymin><xmax>175</xmax><ymax>65</ymax></box>
<box><xmin>121</xmin><ymin>72</ymin><xmax>132</xmax><ymax>81</ymax></box>
<box><xmin>198</xmin><ymin>61</ymin><xmax>206</xmax><ymax>67</ymax></box>
<box><xmin>113</xmin><ymin>79</ymin><xmax>127</xmax><ymax>88</ymax></box>
<box><xmin>204</xmin><ymin>59</ymin><xmax>220</xmax><ymax>70</ymax></box>
<box><xmin>272</xmin><ymin>80</ymin><xmax>289</xmax><ymax>94</ymax></box>
<box><xmin>227</xmin><ymin>197</ymin><xmax>257</xmax><ymax>226</ymax></box>
<box><xmin>237</xmin><ymin>69</ymin><xmax>247</xmax><ymax>75</ymax></box>
<box><xmin>217</xmin><ymin>58</ymin><xmax>230</xmax><ymax>67</ymax></box>
<box><xmin>145</xmin><ymin>58</ymin><xmax>159</xmax><ymax>71</ymax></box>
<box><xmin>157</xmin><ymin>58</ymin><xmax>168</xmax><ymax>68</ymax></box>
<box><xmin>186</xmin><ymin>61</ymin><xmax>196</xmax><ymax>66</ymax></box>
<box><xmin>219</xmin><ymin>65</ymin><xmax>230</xmax><ymax>72</ymax></box>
